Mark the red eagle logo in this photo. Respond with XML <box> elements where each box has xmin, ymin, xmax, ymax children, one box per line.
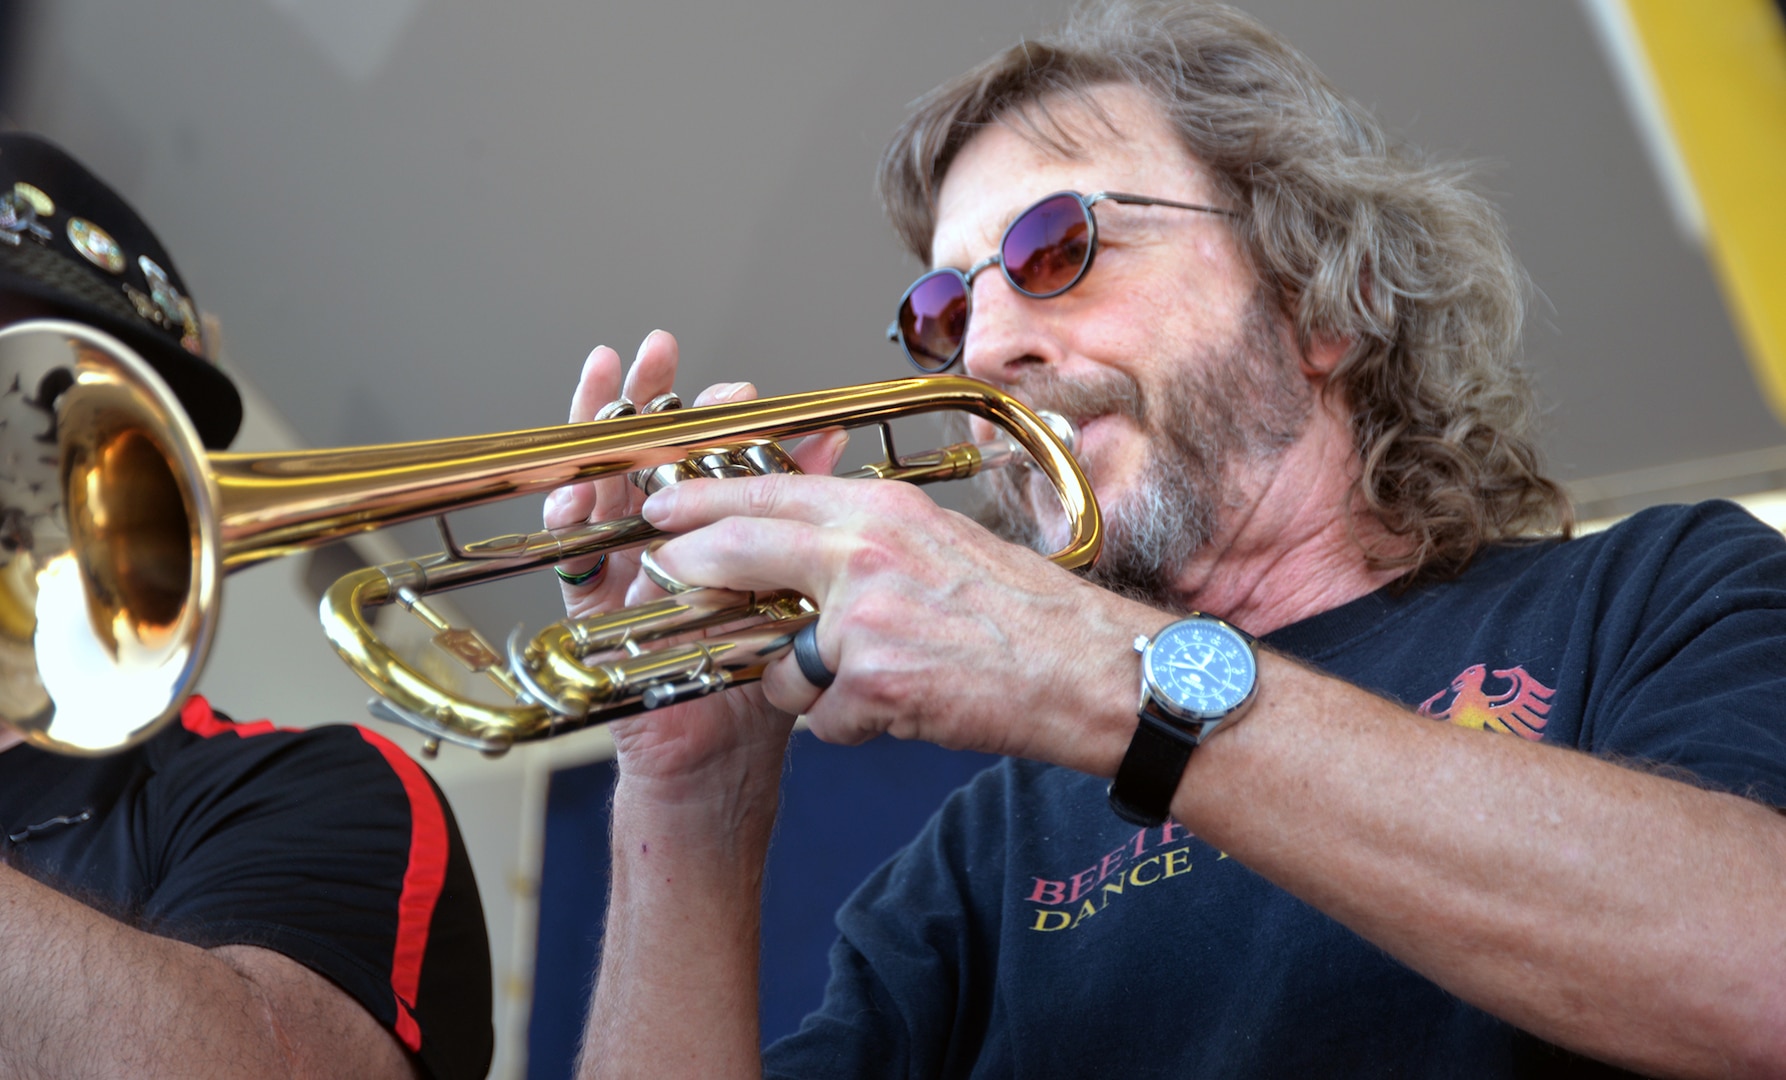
<box><xmin>1416</xmin><ymin>664</ymin><xmax>1553</xmax><ymax>741</ymax></box>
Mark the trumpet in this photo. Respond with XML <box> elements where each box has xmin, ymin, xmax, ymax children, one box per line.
<box><xmin>0</xmin><ymin>319</ymin><xmax>1100</xmax><ymax>757</ymax></box>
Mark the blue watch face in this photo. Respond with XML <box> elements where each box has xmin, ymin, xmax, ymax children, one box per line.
<box><xmin>1143</xmin><ymin>617</ymin><xmax>1256</xmax><ymax>720</ymax></box>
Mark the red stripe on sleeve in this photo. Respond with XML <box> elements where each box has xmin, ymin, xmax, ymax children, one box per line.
<box><xmin>179</xmin><ymin>696</ymin><xmax>281</xmax><ymax>738</ymax></box>
<box><xmin>356</xmin><ymin>727</ymin><xmax>451</xmax><ymax>1054</ymax></box>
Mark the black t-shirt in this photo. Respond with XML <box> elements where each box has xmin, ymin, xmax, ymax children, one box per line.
<box><xmin>763</xmin><ymin>501</ymin><xmax>1786</xmax><ymax>1078</ymax></box>
<box><xmin>0</xmin><ymin>696</ymin><xmax>494</xmax><ymax>1080</ymax></box>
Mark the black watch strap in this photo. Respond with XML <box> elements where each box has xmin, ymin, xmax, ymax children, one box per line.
<box><xmin>1106</xmin><ymin>711</ymin><xmax>1199</xmax><ymax>827</ymax></box>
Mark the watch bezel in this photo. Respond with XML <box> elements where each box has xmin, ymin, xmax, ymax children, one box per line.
<box><xmin>1139</xmin><ymin>614</ymin><xmax>1257</xmax><ymax>731</ymax></box>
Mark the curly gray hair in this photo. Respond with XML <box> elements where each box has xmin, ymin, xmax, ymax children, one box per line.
<box><xmin>878</xmin><ymin>0</ymin><xmax>1571</xmax><ymax>580</ymax></box>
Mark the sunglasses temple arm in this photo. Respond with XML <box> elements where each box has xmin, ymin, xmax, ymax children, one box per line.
<box><xmin>1096</xmin><ymin>191</ymin><xmax>1241</xmax><ymax>218</ymax></box>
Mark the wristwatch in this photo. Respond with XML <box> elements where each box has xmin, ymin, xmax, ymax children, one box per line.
<box><xmin>1107</xmin><ymin>613</ymin><xmax>1258</xmax><ymax>827</ymax></box>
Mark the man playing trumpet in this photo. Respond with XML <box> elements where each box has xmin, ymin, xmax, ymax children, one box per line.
<box><xmin>555</xmin><ymin>2</ymin><xmax>1786</xmax><ymax>1075</ymax></box>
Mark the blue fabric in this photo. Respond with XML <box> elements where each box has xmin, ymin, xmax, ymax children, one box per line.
<box><xmin>528</xmin><ymin>758</ymin><xmax>615</xmax><ymax>1080</ymax></box>
<box><xmin>763</xmin><ymin>502</ymin><xmax>1786</xmax><ymax>1078</ymax></box>
<box><xmin>528</xmin><ymin>735</ymin><xmax>998</xmax><ymax>1080</ymax></box>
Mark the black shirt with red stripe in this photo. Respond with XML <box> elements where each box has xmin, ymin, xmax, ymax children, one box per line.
<box><xmin>0</xmin><ymin>697</ymin><xmax>493</xmax><ymax>1080</ymax></box>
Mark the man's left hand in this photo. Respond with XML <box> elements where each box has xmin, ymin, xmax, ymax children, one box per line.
<box><xmin>636</xmin><ymin>469</ymin><xmax>1154</xmax><ymax>774</ymax></box>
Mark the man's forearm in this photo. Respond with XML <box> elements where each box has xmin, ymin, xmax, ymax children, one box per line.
<box><xmin>0</xmin><ymin>864</ymin><xmax>413</xmax><ymax>1079</ymax></box>
<box><xmin>1172</xmin><ymin>654</ymin><xmax>1786</xmax><ymax>1078</ymax></box>
<box><xmin>578</xmin><ymin>777</ymin><xmax>781</xmax><ymax>1080</ymax></box>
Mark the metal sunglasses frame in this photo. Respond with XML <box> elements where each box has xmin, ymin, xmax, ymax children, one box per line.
<box><xmin>887</xmin><ymin>189</ymin><xmax>1241</xmax><ymax>372</ymax></box>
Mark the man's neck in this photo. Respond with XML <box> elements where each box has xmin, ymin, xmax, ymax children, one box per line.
<box><xmin>0</xmin><ymin>730</ymin><xmax>25</xmax><ymax>755</ymax></box>
<box><xmin>1166</xmin><ymin>402</ymin><xmax>1410</xmax><ymax>636</ymax></box>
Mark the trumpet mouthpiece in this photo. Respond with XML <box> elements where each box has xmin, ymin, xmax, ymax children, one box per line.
<box><xmin>1036</xmin><ymin>410</ymin><xmax>1078</xmax><ymax>456</ymax></box>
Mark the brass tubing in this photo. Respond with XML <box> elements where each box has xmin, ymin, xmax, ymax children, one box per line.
<box><xmin>214</xmin><ymin>375</ymin><xmax>1096</xmax><ymax>569</ymax></box>
<box><xmin>4</xmin><ymin>318</ymin><xmax>1099</xmax><ymax>754</ymax></box>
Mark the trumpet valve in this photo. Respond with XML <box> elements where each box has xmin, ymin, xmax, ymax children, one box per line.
<box><xmin>630</xmin><ymin>460</ymin><xmax>696</xmax><ymax>495</ymax></box>
<box><xmin>696</xmin><ymin>451</ymin><xmax>753</xmax><ymax>479</ymax></box>
<box><xmin>736</xmin><ymin>441</ymin><xmax>799</xmax><ymax>475</ymax></box>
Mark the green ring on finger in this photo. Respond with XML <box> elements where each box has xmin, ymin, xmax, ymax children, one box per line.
<box><xmin>554</xmin><ymin>553</ymin><xmax>607</xmax><ymax>587</ymax></box>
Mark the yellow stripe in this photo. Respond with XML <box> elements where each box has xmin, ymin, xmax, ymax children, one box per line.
<box><xmin>1623</xmin><ymin>0</ymin><xmax>1786</xmax><ymax>419</ymax></box>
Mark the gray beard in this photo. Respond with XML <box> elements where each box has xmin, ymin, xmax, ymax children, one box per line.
<box><xmin>963</xmin><ymin>295</ymin><xmax>1312</xmax><ymax>611</ymax></box>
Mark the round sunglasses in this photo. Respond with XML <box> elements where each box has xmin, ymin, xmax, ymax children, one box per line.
<box><xmin>888</xmin><ymin>190</ymin><xmax>1240</xmax><ymax>373</ymax></box>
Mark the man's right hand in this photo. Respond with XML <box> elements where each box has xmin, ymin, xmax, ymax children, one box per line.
<box><xmin>542</xmin><ymin>329</ymin><xmax>844</xmax><ymax>798</ymax></box>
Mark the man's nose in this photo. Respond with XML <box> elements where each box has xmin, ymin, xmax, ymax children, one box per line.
<box><xmin>960</xmin><ymin>270</ymin><xmax>1057</xmax><ymax>385</ymax></box>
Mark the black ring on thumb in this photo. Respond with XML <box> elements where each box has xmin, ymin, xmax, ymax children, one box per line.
<box><xmin>792</xmin><ymin>622</ymin><xmax>835</xmax><ymax>690</ymax></box>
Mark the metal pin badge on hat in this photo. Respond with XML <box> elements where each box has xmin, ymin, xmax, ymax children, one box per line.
<box><xmin>67</xmin><ymin>217</ymin><xmax>125</xmax><ymax>273</ymax></box>
<box><xmin>0</xmin><ymin>190</ymin><xmax>53</xmax><ymax>247</ymax></box>
<box><xmin>122</xmin><ymin>282</ymin><xmax>160</xmax><ymax>323</ymax></box>
<box><xmin>12</xmin><ymin>183</ymin><xmax>54</xmax><ymax>217</ymax></box>
<box><xmin>139</xmin><ymin>256</ymin><xmax>204</xmax><ymax>355</ymax></box>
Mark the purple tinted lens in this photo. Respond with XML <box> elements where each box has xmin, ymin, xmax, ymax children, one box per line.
<box><xmin>899</xmin><ymin>270</ymin><xmax>969</xmax><ymax>371</ymax></box>
<box><xmin>1002</xmin><ymin>194</ymin><xmax>1092</xmax><ymax>297</ymax></box>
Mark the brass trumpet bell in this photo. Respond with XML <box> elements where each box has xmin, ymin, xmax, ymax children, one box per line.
<box><xmin>0</xmin><ymin>319</ymin><xmax>1101</xmax><ymax>756</ymax></box>
<box><xmin>2</xmin><ymin>320</ymin><xmax>221</xmax><ymax>753</ymax></box>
